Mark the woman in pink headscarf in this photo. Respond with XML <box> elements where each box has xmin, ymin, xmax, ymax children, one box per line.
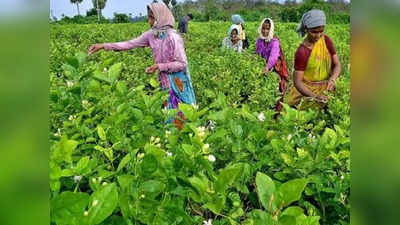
<box><xmin>88</xmin><ymin>2</ymin><xmax>196</xmax><ymax>129</ymax></box>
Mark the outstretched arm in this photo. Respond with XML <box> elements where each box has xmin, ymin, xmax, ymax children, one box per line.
<box><xmin>103</xmin><ymin>31</ymin><xmax>150</xmax><ymax>51</ymax></box>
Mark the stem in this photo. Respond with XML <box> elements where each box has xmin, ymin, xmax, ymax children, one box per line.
<box><xmin>74</xmin><ymin>181</ymin><xmax>80</xmax><ymax>193</ymax></box>
<box><xmin>318</xmin><ymin>191</ymin><xmax>326</xmax><ymax>223</ymax></box>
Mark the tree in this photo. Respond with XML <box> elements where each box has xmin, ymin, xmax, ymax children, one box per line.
<box><xmin>70</xmin><ymin>0</ymin><xmax>84</xmax><ymax>15</ymax></box>
<box><xmin>92</xmin><ymin>0</ymin><xmax>108</xmax><ymax>21</ymax></box>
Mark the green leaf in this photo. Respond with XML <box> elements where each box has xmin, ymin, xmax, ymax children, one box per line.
<box><xmin>279</xmin><ymin>215</ymin><xmax>296</xmax><ymax>225</ymax></box>
<box><xmin>320</xmin><ymin>128</ymin><xmax>337</xmax><ymax>149</ymax></box>
<box><xmin>97</xmin><ymin>126</ymin><xmax>106</xmax><ymax>141</ymax></box>
<box><xmin>116</xmin><ymin>81</ymin><xmax>127</xmax><ymax>95</ymax></box>
<box><xmin>230</xmin><ymin>121</ymin><xmax>243</xmax><ymax>138</ymax></box>
<box><xmin>65</xmin><ymin>57</ymin><xmax>79</xmax><ymax>69</ymax></box>
<box><xmin>75</xmin><ymin>156</ymin><xmax>90</xmax><ymax>174</ymax></box>
<box><xmin>281</xmin><ymin>206</ymin><xmax>304</xmax><ymax>217</ymax></box>
<box><xmin>215</xmin><ymin>164</ymin><xmax>242</xmax><ymax>194</ymax></box>
<box><xmin>52</xmin><ymin>135</ymin><xmax>78</xmax><ymax>163</ymax></box>
<box><xmin>62</xmin><ymin>64</ymin><xmax>79</xmax><ymax>79</ymax></box>
<box><xmin>117</xmin><ymin>153</ymin><xmax>131</xmax><ymax>172</ymax></box>
<box><xmin>149</xmin><ymin>78</ymin><xmax>159</xmax><ymax>88</ymax></box>
<box><xmin>178</xmin><ymin>103</ymin><xmax>195</xmax><ymax>121</ymax></box>
<box><xmin>276</xmin><ymin>178</ymin><xmax>308</xmax><ymax>208</ymax></box>
<box><xmin>140</xmin><ymin>154</ymin><xmax>158</xmax><ymax>175</ymax></box>
<box><xmin>203</xmin><ymin>193</ymin><xmax>226</xmax><ymax>214</ymax></box>
<box><xmin>86</xmin><ymin>183</ymin><xmax>119</xmax><ymax>225</ymax></box>
<box><xmin>76</xmin><ymin>51</ymin><xmax>87</xmax><ymax>65</ymax></box>
<box><xmin>255</xmin><ymin>172</ymin><xmax>276</xmax><ymax>212</ymax></box>
<box><xmin>182</xmin><ymin>144</ymin><xmax>196</xmax><ymax>156</ymax></box>
<box><xmin>139</xmin><ymin>180</ymin><xmax>165</xmax><ymax>197</ymax></box>
<box><xmin>108</xmin><ymin>63</ymin><xmax>123</xmax><ymax>82</ymax></box>
<box><xmin>117</xmin><ymin>175</ymin><xmax>134</xmax><ymax>192</ymax></box>
<box><xmin>51</xmin><ymin>191</ymin><xmax>89</xmax><ymax>225</ymax></box>
<box><xmin>93</xmin><ymin>70</ymin><xmax>112</xmax><ymax>84</ymax></box>
<box><xmin>245</xmin><ymin>209</ymin><xmax>276</xmax><ymax>225</ymax></box>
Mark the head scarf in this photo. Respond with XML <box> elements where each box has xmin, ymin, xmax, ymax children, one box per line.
<box><xmin>232</xmin><ymin>14</ymin><xmax>244</xmax><ymax>25</ymax></box>
<box><xmin>296</xmin><ymin>9</ymin><xmax>326</xmax><ymax>37</ymax></box>
<box><xmin>258</xmin><ymin>18</ymin><xmax>275</xmax><ymax>42</ymax></box>
<box><xmin>227</xmin><ymin>24</ymin><xmax>241</xmax><ymax>39</ymax></box>
<box><xmin>147</xmin><ymin>2</ymin><xmax>175</xmax><ymax>37</ymax></box>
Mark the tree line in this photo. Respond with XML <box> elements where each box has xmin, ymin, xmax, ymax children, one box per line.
<box><xmin>51</xmin><ymin>0</ymin><xmax>350</xmax><ymax>24</ymax></box>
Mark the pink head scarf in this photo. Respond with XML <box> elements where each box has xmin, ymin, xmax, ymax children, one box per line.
<box><xmin>147</xmin><ymin>2</ymin><xmax>175</xmax><ymax>37</ymax></box>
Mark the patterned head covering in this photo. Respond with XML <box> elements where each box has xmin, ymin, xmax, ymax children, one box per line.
<box><xmin>232</xmin><ymin>14</ymin><xmax>245</xmax><ymax>25</ymax></box>
<box><xmin>227</xmin><ymin>24</ymin><xmax>241</xmax><ymax>38</ymax></box>
<box><xmin>147</xmin><ymin>2</ymin><xmax>175</xmax><ymax>37</ymax></box>
<box><xmin>296</xmin><ymin>9</ymin><xmax>326</xmax><ymax>37</ymax></box>
<box><xmin>258</xmin><ymin>18</ymin><xmax>275</xmax><ymax>42</ymax></box>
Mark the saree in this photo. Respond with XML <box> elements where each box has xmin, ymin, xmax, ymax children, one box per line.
<box><xmin>288</xmin><ymin>36</ymin><xmax>332</xmax><ymax>109</ymax></box>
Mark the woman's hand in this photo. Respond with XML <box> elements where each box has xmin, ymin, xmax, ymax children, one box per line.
<box><xmin>327</xmin><ymin>79</ymin><xmax>336</xmax><ymax>92</ymax></box>
<box><xmin>145</xmin><ymin>64</ymin><xmax>159</xmax><ymax>74</ymax></box>
<box><xmin>88</xmin><ymin>44</ymin><xmax>104</xmax><ymax>55</ymax></box>
<box><xmin>315</xmin><ymin>95</ymin><xmax>329</xmax><ymax>103</ymax></box>
<box><xmin>263</xmin><ymin>67</ymin><xmax>270</xmax><ymax>75</ymax></box>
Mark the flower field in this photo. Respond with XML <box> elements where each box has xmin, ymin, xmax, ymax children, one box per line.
<box><xmin>50</xmin><ymin>22</ymin><xmax>350</xmax><ymax>225</ymax></box>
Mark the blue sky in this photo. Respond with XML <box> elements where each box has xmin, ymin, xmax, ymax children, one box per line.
<box><xmin>50</xmin><ymin>0</ymin><xmax>185</xmax><ymax>19</ymax></box>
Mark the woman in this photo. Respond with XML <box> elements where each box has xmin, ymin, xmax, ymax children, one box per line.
<box><xmin>288</xmin><ymin>10</ymin><xmax>341</xmax><ymax>109</ymax></box>
<box><xmin>232</xmin><ymin>14</ymin><xmax>249</xmax><ymax>49</ymax></box>
<box><xmin>88</xmin><ymin>2</ymin><xmax>196</xmax><ymax>129</ymax></box>
<box><xmin>255</xmin><ymin>18</ymin><xmax>289</xmax><ymax>114</ymax></box>
<box><xmin>222</xmin><ymin>25</ymin><xmax>243</xmax><ymax>53</ymax></box>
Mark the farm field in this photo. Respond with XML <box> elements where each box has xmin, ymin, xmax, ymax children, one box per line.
<box><xmin>50</xmin><ymin>22</ymin><xmax>350</xmax><ymax>225</ymax></box>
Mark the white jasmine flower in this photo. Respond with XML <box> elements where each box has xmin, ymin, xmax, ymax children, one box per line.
<box><xmin>140</xmin><ymin>194</ymin><xmax>145</xmax><ymax>199</ymax></box>
<box><xmin>68</xmin><ymin>115</ymin><xmax>76</xmax><ymax>121</ymax></box>
<box><xmin>340</xmin><ymin>175</ymin><xmax>345</xmax><ymax>180</ymax></box>
<box><xmin>102</xmin><ymin>182</ymin><xmax>107</xmax><ymax>186</ymax></box>
<box><xmin>165</xmin><ymin>130</ymin><xmax>171</xmax><ymax>136</ymax></box>
<box><xmin>74</xmin><ymin>175</ymin><xmax>82</xmax><ymax>183</ymax></box>
<box><xmin>208</xmin><ymin>155</ymin><xmax>216</xmax><ymax>162</ymax></box>
<box><xmin>192</xmin><ymin>103</ymin><xmax>199</xmax><ymax>110</ymax></box>
<box><xmin>92</xmin><ymin>200</ymin><xmax>98</xmax><ymax>206</ymax></box>
<box><xmin>166</xmin><ymin>151</ymin><xmax>173</xmax><ymax>157</ymax></box>
<box><xmin>203</xmin><ymin>219</ymin><xmax>213</xmax><ymax>225</ymax></box>
<box><xmin>84</xmin><ymin>211</ymin><xmax>89</xmax><ymax>216</ymax></box>
<box><xmin>155</xmin><ymin>137</ymin><xmax>160</xmax><ymax>143</ymax></box>
<box><xmin>103</xmin><ymin>67</ymin><xmax>108</xmax><ymax>72</ymax></box>
<box><xmin>82</xmin><ymin>100</ymin><xmax>88</xmax><ymax>105</ymax></box>
<box><xmin>66</xmin><ymin>80</ymin><xmax>74</xmax><ymax>88</ymax></box>
<box><xmin>199</xmin><ymin>132</ymin><xmax>205</xmax><ymax>138</ymax></box>
<box><xmin>150</xmin><ymin>136</ymin><xmax>155</xmax><ymax>142</ymax></box>
<box><xmin>197</xmin><ymin>126</ymin><xmax>206</xmax><ymax>133</ymax></box>
<box><xmin>54</xmin><ymin>128</ymin><xmax>61</xmax><ymax>137</ymax></box>
<box><xmin>156</xmin><ymin>143</ymin><xmax>161</xmax><ymax>148</ymax></box>
<box><xmin>258</xmin><ymin>112</ymin><xmax>265</xmax><ymax>122</ymax></box>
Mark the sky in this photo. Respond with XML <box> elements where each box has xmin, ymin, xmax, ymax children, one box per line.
<box><xmin>50</xmin><ymin>0</ymin><xmax>184</xmax><ymax>19</ymax></box>
<box><xmin>49</xmin><ymin>0</ymin><xmax>350</xmax><ymax>19</ymax></box>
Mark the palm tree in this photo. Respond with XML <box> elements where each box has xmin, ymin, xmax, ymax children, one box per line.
<box><xmin>70</xmin><ymin>0</ymin><xmax>84</xmax><ymax>16</ymax></box>
<box><xmin>92</xmin><ymin>0</ymin><xmax>108</xmax><ymax>18</ymax></box>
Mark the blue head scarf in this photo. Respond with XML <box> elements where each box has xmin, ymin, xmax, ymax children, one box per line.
<box><xmin>232</xmin><ymin>14</ymin><xmax>244</xmax><ymax>25</ymax></box>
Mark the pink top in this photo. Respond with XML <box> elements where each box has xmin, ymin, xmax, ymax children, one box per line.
<box><xmin>103</xmin><ymin>29</ymin><xmax>187</xmax><ymax>89</ymax></box>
